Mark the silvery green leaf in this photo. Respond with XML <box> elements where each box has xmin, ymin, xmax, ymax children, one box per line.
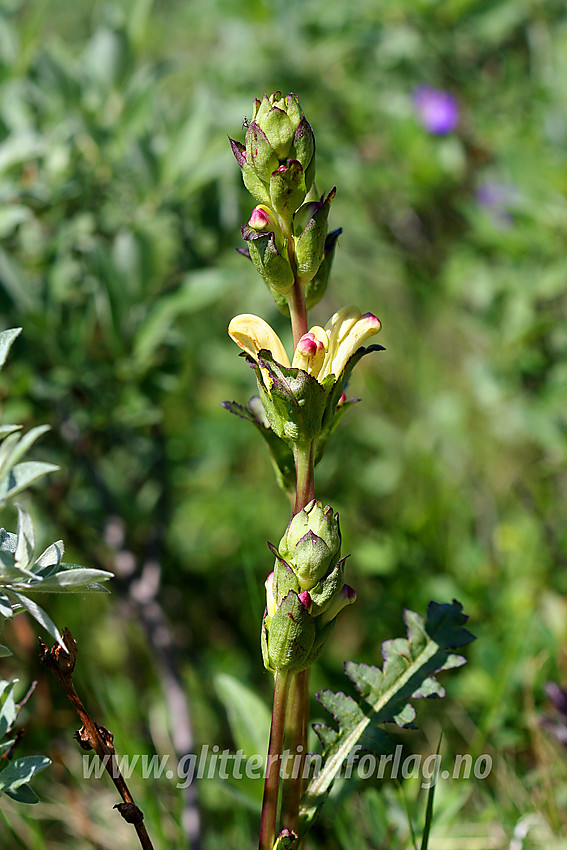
<box><xmin>14</xmin><ymin>505</ymin><xmax>35</xmax><ymax>574</ymax></box>
<box><xmin>7</xmin><ymin>592</ymin><xmax>64</xmax><ymax>649</ymax></box>
<box><xmin>0</xmin><ymin>461</ymin><xmax>59</xmax><ymax>503</ymax></box>
<box><xmin>33</xmin><ymin>540</ymin><xmax>64</xmax><ymax>577</ymax></box>
<box><xmin>0</xmin><ymin>680</ymin><xmax>17</xmax><ymax>737</ymax></box>
<box><xmin>0</xmin><ymin>425</ymin><xmax>50</xmax><ymax>479</ymax></box>
<box><xmin>0</xmin><ymin>432</ymin><xmax>21</xmax><ymax>474</ymax></box>
<box><xmin>0</xmin><ymin>328</ymin><xmax>21</xmax><ymax>370</ymax></box>
<box><xmin>0</xmin><ymin>425</ymin><xmax>22</xmax><ymax>439</ymax></box>
<box><xmin>3</xmin><ymin>782</ymin><xmax>39</xmax><ymax>804</ymax></box>
<box><xmin>0</xmin><ymin>645</ymin><xmax>12</xmax><ymax>657</ymax></box>
<box><xmin>26</xmin><ymin>566</ymin><xmax>113</xmax><ymax>592</ymax></box>
<box><xmin>0</xmin><ymin>592</ymin><xmax>12</xmax><ymax>619</ymax></box>
<box><xmin>0</xmin><ymin>755</ymin><xmax>51</xmax><ymax>791</ymax></box>
<box><xmin>0</xmin><ymin>680</ymin><xmax>15</xmax><ymax>698</ymax></box>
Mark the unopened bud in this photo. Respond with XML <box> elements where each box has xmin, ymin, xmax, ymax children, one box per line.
<box><xmin>320</xmin><ymin>584</ymin><xmax>356</xmax><ymax>625</ymax></box>
<box><xmin>279</xmin><ymin>500</ymin><xmax>341</xmax><ymax>590</ymax></box>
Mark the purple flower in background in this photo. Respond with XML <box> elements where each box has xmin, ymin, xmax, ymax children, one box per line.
<box><xmin>475</xmin><ymin>181</ymin><xmax>518</xmax><ymax>229</ymax></box>
<box><xmin>413</xmin><ymin>86</ymin><xmax>459</xmax><ymax>135</ymax></box>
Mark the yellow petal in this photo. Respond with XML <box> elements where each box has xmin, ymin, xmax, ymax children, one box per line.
<box><xmin>228</xmin><ymin>314</ymin><xmax>290</xmax><ymax>367</ymax></box>
<box><xmin>320</xmin><ymin>308</ymin><xmax>381</xmax><ymax>379</ymax></box>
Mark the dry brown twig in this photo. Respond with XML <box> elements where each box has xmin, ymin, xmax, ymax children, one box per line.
<box><xmin>39</xmin><ymin>628</ymin><xmax>156</xmax><ymax>850</ymax></box>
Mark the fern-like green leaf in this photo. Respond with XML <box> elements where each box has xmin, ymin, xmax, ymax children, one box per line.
<box><xmin>298</xmin><ymin>601</ymin><xmax>474</xmax><ymax>834</ymax></box>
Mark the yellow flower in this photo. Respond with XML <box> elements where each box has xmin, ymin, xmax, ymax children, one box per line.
<box><xmin>228</xmin><ymin>306</ymin><xmax>381</xmax><ymax>382</ymax></box>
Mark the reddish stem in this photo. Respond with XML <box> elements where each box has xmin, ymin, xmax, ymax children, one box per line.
<box><xmin>259</xmin><ymin>669</ymin><xmax>290</xmax><ymax>850</ymax></box>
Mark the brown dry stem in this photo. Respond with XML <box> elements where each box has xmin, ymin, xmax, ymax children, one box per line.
<box><xmin>39</xmin><ymin>628</ymin><xmax>155</xmax><ymax>850</ymax></box>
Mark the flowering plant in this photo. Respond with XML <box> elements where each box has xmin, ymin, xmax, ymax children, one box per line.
<box><xmin>225</xmin><ymin>92</ymin><xmax>473</xmax><ymax>850</ymax></box>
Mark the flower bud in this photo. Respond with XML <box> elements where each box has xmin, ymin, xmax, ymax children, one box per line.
<box><xmin>254</xmin><ymin>92</ymin><xmax>303</xmax><ymax>159</ymax></box>
<box><xmin>293</xmin><ymin>188</ymin><xmax>336</xmax><ymax>285</ymax></box>
<box><xmin>279</xmin><ymin>500</ymin><xmax>341</xmax><ymax>590</ymax></box>
<box><xmin>232</xmin><ymin>93</ymin><xmax>316</xmax><ymax>210</ymax></box>
<box><xmin>319</xmin><ymin>584</ymin><xmax>356</xmax><ymax>625</ymax></box>
<box><xmin>248</xmin><ymin>204</ymin><xmax>279</xmax><ymax>232</ymax></box>
<box><xmin>241</xmin><ymin>226</ymin><xmax>295</xmax><ymax>296</ymax></box>
<box><xmin>293</xmin><ymin>329</ymin><xmax>327</xmax><ymax>377</ymax></box>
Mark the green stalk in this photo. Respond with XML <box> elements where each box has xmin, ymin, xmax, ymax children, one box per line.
<box><xmin>259</xmin><ymin>669</ymin><xmax>291</xmax><ymax>850</ymax></box>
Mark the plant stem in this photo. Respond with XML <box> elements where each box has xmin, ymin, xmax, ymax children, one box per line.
<box><xmin>278</xmin><ymin>441</ymin><xmax>316</xmax><ymax>837</ymax></box>
<box><xmin>39</xmin><ymin>629</ymin><xmax>155</xmax><ymax>850</ymax></box>
<box><xmin>293</xmin><ymin>442</ymin><xmax>315</xmax><ymax>515</ymax></box>
<box><xmin>259</xmin><ymin>669</ymin><xmax>290</xmax><ymax>850</ymax></box>
<box><xmin>288</xmin><ymin>281</ymin><xmax>308</xmax><ymax>349</ymax></box>
<box><xmin>260</xmin><ymin>271</ymin><xmax>312</xmax><ymax>847</ymax></box>
<box><xmin>280</xmin><ymin>669</ymin><xmax>309</xmax><ymax>835</ymax></box>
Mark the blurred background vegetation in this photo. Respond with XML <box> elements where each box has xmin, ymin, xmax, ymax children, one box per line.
<box><xmin>1</xmin><ymin>0</ymin><xmax>567</xmax><ymax>847</ymax></box>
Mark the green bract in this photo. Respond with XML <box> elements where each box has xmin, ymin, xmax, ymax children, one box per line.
<box><xmin>260</xmin><ymin>501</ymin><xmax>356</xmax><ymax>673</ymax></box>
<box><xmin>279</xmin><ymin>500</ymin><xmax>341</xmax><ymax>590</ymax></box>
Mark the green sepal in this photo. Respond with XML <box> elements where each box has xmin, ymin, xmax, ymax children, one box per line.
<box><xmin>245</xmin><ymin>121</ymin><xmax>279</xmax><ymax>182</ymax></box>
<box><xmin>267</xmin><ymin>591</ymin><xmax>316</xmax><ymax>673</ymax></box>
<box><xmin>291</xmin><ymin>117</ymin><xmax>315</xmax><ymax>174</ymax></box>
<box><xmin>269</xmin><ymin>160</ymin><xmax>307</xmax><ymax>226</ymax></box>
<box><xmin>241</xmin><ymin>227</ymin><xmax>295</xmax><ymax>296</ymax></box>
<box><xmin>303</xmin><ymin>618</ymin><xmax>336</xmax><ymax>667</ymax></box>
<box><xmin>268</xmin><ymin>545</ymin><xmax>300</xmax><ymax>603</ymax></box>
<box><xmin>294</xmin><ymin>188</ymin><xmax>336</xmax><ymax>285</ymax></box>
<box><xmin>260</xmin><ymin>107</ymin><xmax>295</xmax><ymax>159</ymax></box>
<box><xmin>252</xmin><ymin>351</ymin><xmax>329</xmax><ymax>446</ymax></box>
<box><xmin>305</xmin><ymin>228</ymin><xmax>342</xmax><ymax>311</ymax></box>
<box><xmin>309</xmin><ymin>557</ymin><xmax>346</xmax><ymax>616</ymax></box>
<box><xmin>241</xmin><ymin>163</ymin><xmax>271</xmax><ymax>206</ymax></box>
<box><xmin>221</xmin><ymin>397</ymin><xmax>295</xmax><ymax>494</ymax></box>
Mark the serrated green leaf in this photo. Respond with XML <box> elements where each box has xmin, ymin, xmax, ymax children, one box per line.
<box><xmin>0</xmin><ymin>755</ymin><xmax>51</xmax><ymax>791</ymax></box>
<box><xmin>298</xmin><ymin>601</ymin><xmax>474</xmax><ymax>834</ymax></box>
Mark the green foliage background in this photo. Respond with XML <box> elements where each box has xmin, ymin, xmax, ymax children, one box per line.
<box><xmin>1</xmin><ymin>0</ymin><xmax>567</xmax><ymax>847</ymax></box>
